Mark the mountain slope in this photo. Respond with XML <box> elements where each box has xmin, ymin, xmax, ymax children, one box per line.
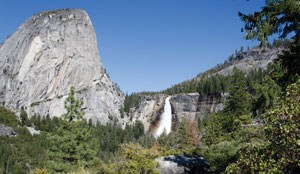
<box><xmin>128</xmin><ymin>47</ymin><xmax>283</xmax><ymax>133</ymax></box>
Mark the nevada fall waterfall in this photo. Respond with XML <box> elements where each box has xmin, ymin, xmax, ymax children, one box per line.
<box><xmin>153</xmin><ymin>96</ymin><xmax>172</xmax><ymax>138</ymax></box>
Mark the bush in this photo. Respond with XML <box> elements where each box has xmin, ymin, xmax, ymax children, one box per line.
<box><xmin>118</xmin><ymin>142</ymin><xmax>160</xmax><ymax>174</ymax></box>
<box><xmin>238</xmin><ymin>115</ymin><xmax>252</xmax><ymax>124</ymax></box>
<box><xmin>194</xmin><ymin>141</ymin><xmax>240</xmax><ymax>173</ymax></box>
<box><xmin>33</xmin><ymin>168</ymin><xmax>48</xmax><ymax>174</ymax></box>
<box><xmin>0</xmin><ymin>107</ymin><xmax>18</xmax><ymax>128</ymax></box>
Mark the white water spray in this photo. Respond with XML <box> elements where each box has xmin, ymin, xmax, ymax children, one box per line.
<box><xmin>154</xmin><ymin>96</ymin><xmax>172</xmax><ymax>138</ymax></box>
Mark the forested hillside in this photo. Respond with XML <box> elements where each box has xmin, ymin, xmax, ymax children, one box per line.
<box><xmin>0</xmin><ymin>88</ymin><xmax>147</xmax><ymax>173</ymax></box>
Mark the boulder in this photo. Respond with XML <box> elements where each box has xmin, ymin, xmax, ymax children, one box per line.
<box><xmin>0</xmin><ymin>124</ymin><xmax>17</xmax><ymax>137</ymax></box>
<box><xmin>156</xmin><ymin>155</ymin><xmax>210</xmax><ymax>174</ymax></box>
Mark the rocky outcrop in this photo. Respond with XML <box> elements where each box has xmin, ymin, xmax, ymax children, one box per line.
<box><xmin>195</xmin><ymin>47</ymin><xmax>283</xmax><ymax>80</ymax></box>
<box><xmin>156</xmin><ymin>155</ymin><xmax>210</xmax><ymax>174</ymax></box>
<box><xmin>26</xmin><ymin>126</ymin><xmax>40</xmax><ymax>135</ymax></box>
<box><xmin>216</xmin><ymin>48</ymin><xmax>281</xmax><ymax>76</ymax></box>
<box><xmin>0</xmin><ymin>124</ymin><xmax>17</xmax><ymax>137</ymax></box>
<box><xmin>0</xmin><ymin>9</ymin><xmax>124</xmax><ymax>124</ymax></box>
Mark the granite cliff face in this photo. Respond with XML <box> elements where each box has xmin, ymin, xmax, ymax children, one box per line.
<box><xmin>170</xmin><ymin>93</ymin><xmax>225</xmax><ymax>122</ymax></box>
<box><xmin>130</xmin><ymin>93</ymin><xmax>225</xmax><ymax>133</ymax></box>
<box><xmin>128</xmin><ymin>95</ymin><xmax>166</xmax><ymax>132</ymax></box>
<box><xmin>0</xmin><ymin>9</ymin><xmax>124</xmax><ymax>124</ymax></box>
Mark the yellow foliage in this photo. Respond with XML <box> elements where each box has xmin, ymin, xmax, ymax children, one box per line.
<box><xmin>156</xmin><ymin>145</ymin><xmax>177</xmax><ymax>156</ymax></box>
<box><xmin>96</xmin><ymin>160</ymin><xmax>117</xmax><ymax>174</ymax></box>
<box><xmin>67</xmin><ymin>167</ymin><xmax>90</xmax><ymax>174</ymax></box>
<box><xmin>32</xmin><ymin>168</ymin><xmax>48</xmax><ymax>174</ymax></box>
<box><xmin>118</xmin><ymin>142</ymin><xmax>160</xmax><ymax>174</ymax></box>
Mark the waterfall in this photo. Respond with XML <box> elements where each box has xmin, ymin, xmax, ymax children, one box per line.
<box><xmin>154</xmin><ymin>96</ymin><xmax>172</xmax><ymax>138</ymax></box>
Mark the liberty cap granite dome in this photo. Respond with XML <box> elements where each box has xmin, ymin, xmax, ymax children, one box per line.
<box><xmin>0</xmin><ymin>9</ymin><xmax>124</xmax><ymax>124</ymax></box>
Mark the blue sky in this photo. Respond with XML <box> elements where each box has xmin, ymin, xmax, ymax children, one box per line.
<box><xmin>0</xmin><ymin>0</ymin><xmax>265</xmax><ymax>93</ymax></box>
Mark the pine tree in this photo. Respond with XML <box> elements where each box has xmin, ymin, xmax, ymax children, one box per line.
<box><xmin>47</xmin><ymin>86</ymin><xmax>97</xmax><ymax>173</ymax></box>
<box><xmin>239</xmin><ymin>0</ymin><xmax>300</xmax><ymax>84</ymax></box>
<box><xmin>175</xmin><ymin>118</ymin><xmax>194</xmax><ymax>153</ymax></box>
<box><xmin>200</xmin><ymin>114</ymin><xmax>222</xmax><ymax>146</ymax></box>
<box><xmin>20</xmin><ymin>106</ymin><xmax>30</xmax><ymax>126</ymax></box>
<box><xmin>133</xmin><ymin>120</ymin><xmax>144</xmax><ymax>139</ymax></box>
<box><xmin>252</xmin><ymin>76</ymin><xmax>280</xmax><ymax>116</ymax></box>
<box><xmin>226</xmin><ymin>68</ymin><xmax>252</xmax><ymax>117</ymax></box>
<box><xmin>63</xmin><ymin>86</ymin><xmax>84</xmax><ymax>122</ymax></box>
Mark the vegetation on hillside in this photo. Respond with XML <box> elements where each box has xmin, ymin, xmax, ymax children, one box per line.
<box><xmin>192</xmin><ymin>66</ymin><xmax>274</xmax><ymax>173</ymax></box>
<box><xmin>0</xmin><ymin>87</ymin><xmax>147</xmax><ymax>173</ymax></box>
<box><xmin>225</xmin><ymin>79</ymin><xmax>300</xmax><ymax>174</ymax></box>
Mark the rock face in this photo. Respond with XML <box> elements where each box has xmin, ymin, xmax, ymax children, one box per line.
<box><xmin>156</xmin><ymin>155</ymin><xmax>210</xmax><ymax>174</ymax></box>
<box><xmin>170</xmin><ymin>93</ymin><xmax>225</xmax><ymax>123</ymax></box>
<box><xmin>130</xmin><ymin>93</ymin><xmax>224</xmax><ymax>133</ymax></box>
<box><xmin>129</xmin><ymin>94</ymin><xmax>166</xmax><ymax>132</ymax></box>
<box><xmin>26</xmin><ymin>126</ymin><xmax>41</xmax><ymax>136</ymax></box>
<box><xmin>0</xmin><ymin>124</ymin><xmax>17</xmax><ymax>137</ymax></box>
<box><xmin>0</xmin><ymin>9</ymin><xmax>124</xmax><ymax>124</ymax></box>
<box><xmin>196</xmin><ymin>47</ymin><xmax>283</xmax><ymax>79</ymax></box>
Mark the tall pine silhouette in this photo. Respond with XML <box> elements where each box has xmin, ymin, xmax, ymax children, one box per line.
<box><xmin>47</xmin><ymin>86</ymin><xmax>96</xmax><ymax>173</ymax></box>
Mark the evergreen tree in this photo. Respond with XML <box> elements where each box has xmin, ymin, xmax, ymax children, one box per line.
<box><xmin>239</xmin><ymin>0</ymin><xmax>300</xmax><ymax>85</ymax></box>
<box><xmin>0</xmin><ymin>106</ymin><xmax>18</xmax><ymax>128</ymax></box>
<box><xmin>175</xmin><ymin>118</ymin><xmax>194</xmax><ymax>153</ymax></box>
<box><xmin>132</xmin><ymin>120</ymin><xmax>144</xmax><ymax>139</ymax></box>
<box><xmin>47</xmin><ymin>86</ymin><xmax>97</xmax><ymax>173</ymax></box>
<box><xmin>63</xmin><ymin>86</ymin><xmax>84</xmax><ymax>122</ymax></box>
<box><xmin>200</xmin><ymin>114</ymin><xmax>222</xmax><ymax>146</ymax></box>
<box><xmin>157</xmin><ymin>130</ymin><xmax>168</xmax><ymax>147</ymax></box>
<box><xmin>252</xmin><ymin>76</ymin><xmax>280</xmax><ymax>116</ymax></box>
<box><xmin>220</xmin><ymin>68</ymin><xmax>252</xmax><ymax>132</ymax></box>
<box><xmin>20</xmin><ymin>106</ymin><xmax>30</xmax><ymax>126</ymax></box>
<box><xmin>226</xmin><ymin>68</ymin><xmax>252</xmax><ymax>117</ymax></box>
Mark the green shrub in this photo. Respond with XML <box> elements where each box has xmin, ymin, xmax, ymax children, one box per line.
<box><xmin>194</xmin><ymin>141</ymin><xmax>240</xmax><ymax>173</ymax></box>
<box><xmin>238</xmin><ymin>115</ymin><xmax>252</xmax><ymax>124</ymax></box>
<box><xmin>0</xmin><ymin>107</ymin><xmax>18</xmax><ymax>128</ymax></box>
